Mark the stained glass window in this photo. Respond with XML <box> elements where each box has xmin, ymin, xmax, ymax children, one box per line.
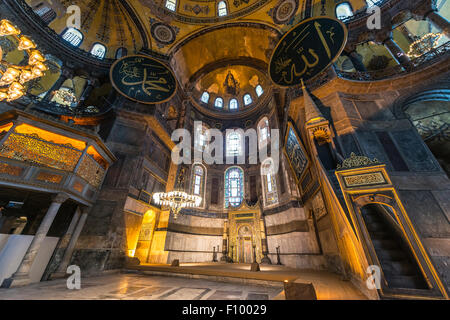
<box><xmin>215</xmin><ymin>97</ymin><xmax>224</xmax><ymax>108</ymax></box>
<box><xmin>258</xmin><ymin>117</ymin><xmax>270</xmax><ymax>147</ymax></box>
<box><xmin>229</xmin><ymin>98</ymin><xmax>238</xmax><ymax>110</ymax></box>
<box><xmin>261</xmin><ymin>158</ymin><xmax>278</xmax><ymax>206</ymax></box>
<box><xmin>227</xmin><ymin>132</ymin><xmax>242</xmax><ymax>156</ymax></box>
<box><xmin>255</xmin><ymin>85</ymin><xmax>264</xmax><ymax>97</ymax></box>
<box><xmin>225</xmin><ymin>167</ymin><xmax>244</xmax><ymax>208</ymax></box>
<box><xmin>218</xmin><ymin>1</ymin><xmax>228</xmax><ymax>16</ymax></box>
<box><xmin>195</xmin><ymin>123</ymin><xmax>209</xmax><ymax>151</ymax></box>
<box><xmin>166</xmin><ymin>0</ymin><xmax>177</xmax><ymax>11</ymax></box>
<box><xmin>201</xmin><ymin>91</ymin><xmax>210</xmax><ymax>103</ymax></box>
<box><xmin>61</xmin><ymin>27</ymin><xmax>83</xmax><ymax>47</ymax></box>
<box><xmin>115</xmin><ymin>47</ymin><xmax>128</xmax><ymax>59</ymax></box>
<box><xmin>336</xmin><ymin>2</ymin><xmax>353</xmax><ymax>20</ymax></box>
<box><xmin>243</xmin><ymin>94</ymin><xmax>253</xmax><ymax>106</ymax></box>
<box><xmin>91</xmin><ymin>43</ymin><xmax>106</xmax><ymax>59</ymax></box>
<box><xmin>192</xmin><ymin>164</ymin><xmax>205</xmax><ymax>197</ymax></box>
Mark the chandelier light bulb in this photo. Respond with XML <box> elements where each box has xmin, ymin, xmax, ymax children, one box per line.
<box><xmin>0</xmin><ymin>20</ymin><xmax>20</xmax><ymax>36</ymax></box>
<box><xmin>19</xmin><ymin>69</ymin><xmax>33</xmax><ymax>83</ymax></box>
<box><xmin>31</xmin><ymin>66</ymin><xmax>44</xmax><ymax>78</ymax></box>
<box><xmin>0</xmin><ymin>67</ymin><xmax>21</xmax><ymax>85</ymax></box>
<box><xmin>28</xmin><ymin>50</ymin><xmax>45</xmax><ymax>65</ymax></box>
<box><xmin>7</xmin><ymin>81</ymin><xmax>24</xmax><ymax>101</ymax></box>
<box><xmin>0</xmin><ymin>91</ymin><xmax>8</xmax><ymax>101</ymax></box>
<box><xmin>18</xmin><ymin>35</ymin><xmax>36</xmax><ymax>50</ymax></box>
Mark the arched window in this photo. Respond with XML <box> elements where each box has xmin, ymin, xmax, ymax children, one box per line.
<box><xmin>258</xmin><ymin>117</ymin><xmax>270</xmax><ymax>147</ymax></box>
<box><xmin>165</xmin><ymin>0</ymin><xmax>177</xmax><ymax>11</ymax></box>
<box><xmin>61</xmin><ymin>27</ymin><xmax>83</xmax><ymax>47</ymax></box>
<box><xmin>255</xmin><ymin>85</ymin><xmax>264</xmax><ymax>97</ymax></box>
<box><xmin>195</xmin><ymin>123</ymin><xmax>209</xmax><ymax>151</ymax></box>
<box><xmin>34</xmin><ymin>5</ymin><xmax>56</xmax><ymax>25</ymax></box>
<box><xmin>215</xmin><ymin>97</ymin><xmax>224</xmax><ymax>108</ymax></box>
<box><xmin>243</xmin><ymin>93</ymin><xmax>253</xmax><ymax>106</ymax></box>
<box><xmin>336</xmin><ymin>2</ymin><xmax>354</xmax><ymax>20</ymax></box>
<box><xmin>229</xmin><ymin>98</ymin><xmax>238</xmax><ymax>110</ymax></box>
<box><xmin>201</xmin><ymin>91</ymin><xmax>210</xmax><ymax>103</ymax></box>
<box><xmin>226</xmin><ymin>131</ymin><xmax>243</xmax><ymax>157</ymax></box>
<box><xmin>261</xmin><ymin>158</ymin><xmax>278</xmax><ymax>206</ymax></box>
<box><xmin>225</xmin><ymin>167</ymin><xmax>244</xmax><ymax>208</ymax></box>
<box><xmin>218</xmin><ymin>1</ymin><xmax>228</xmax><ymax>17</ymax></box>
<box><xmin>191</xmin><ymin>164</ymin><xmax>206</xmax><ymax>204</ymax></box>
<box><xmin>90</xmin><ymin>43</ymin><xmax>106</xmax><ymax>59</ymax></box>
<box><xmin>115</xmin><ymin>47</ymin><xmax>128</xmax><ymax>59</ymax></box>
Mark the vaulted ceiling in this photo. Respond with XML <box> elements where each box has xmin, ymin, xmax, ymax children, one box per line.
<box><xmin>26</xmin><ymin>0</ymin><xmax>369</xmax><ymax>59</ymax></box>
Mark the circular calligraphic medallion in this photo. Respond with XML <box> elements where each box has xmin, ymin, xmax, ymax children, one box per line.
<box><xmin>110</xmin><ymin>55</ymin><xmax>177</xmax><ymax>104</ymax></box>
<box><xmin>269</xmin><ymin>17</ymin><xmax>348</xmax><ymax>87</ymax></box>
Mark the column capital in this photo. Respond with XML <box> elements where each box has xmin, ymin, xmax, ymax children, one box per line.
<box><xmin>52</xmin><ymin>193</ymin><xmax>69</xmax><ymax>204</ymax></box>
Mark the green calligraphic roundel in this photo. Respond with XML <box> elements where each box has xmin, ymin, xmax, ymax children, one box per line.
<box><xmin>269</xmin><ymin>17</ymin><xmax>348</xmax><ymax>87</ymax></box>
<box><xmin>110</xmin><ymin>55</ymin><xmax>177</xmax><ymax>104</ymax></box>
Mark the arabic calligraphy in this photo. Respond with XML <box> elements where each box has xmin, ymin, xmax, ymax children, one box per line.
<box><xmin>269</xmin><ymin>17</ymin><xmax>348</xmax><ymax>87</ymax></box>
<box><xmin>110</xmin><ymin>55</ymin><xmax>176</xmax><ymax>104</ymax></box>
<box><xmin>285</xmin><ymin>126</ymin><xmax>308</xmax><ymax>182</ymax></box>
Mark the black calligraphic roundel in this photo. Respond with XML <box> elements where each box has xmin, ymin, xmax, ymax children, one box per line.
<box><xmin>110</xmin><ymin>55</ymin><xmax>177</xmax><ymax>104</ymax></box>
<box><xmin>269</xmin><ymin>17</ymin><xmax>348</xmax><ymax>87</ymax></box>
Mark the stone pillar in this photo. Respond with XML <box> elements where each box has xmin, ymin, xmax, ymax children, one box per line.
<box><xmin>221</xmin><ymin>219</ymin><xmax>229</xmax><ymax>262</ymax></box>
<box><xmin>77</xmin><ymin>78</ymin><xmax>98</xmax><ymax>110</ymax></box>
<box><xmin>260</xmin><ymin>218</ymin><xmax>271</xmax><ymax>264</ymax></box>
<box><xmin>425</xmin><ymin>11</ymin><xmax>450</xmax><ymax>38</ymax></box>
<box><xmin>347</xmin><ymin>50</ymin><xmax>367</xmax><ymax>72</ymax></box>
<box><xmin>383</xmin><ymin>37</ymin><xmax>410</xmax><ymax>66</ymax></box>
<box><xmin>51</xmin><ymin>206</ymin><xmax>89</xmax><ymax>278</ymax></box>
<box><xmin>59</xmin><ymin>207</ymin><xmax>81</xmax><ymax>248</ymax></box>
<box><xmin>2</xmin><ymin>193</ymin><xmax>68</xmax><ymax>288</ymax></box>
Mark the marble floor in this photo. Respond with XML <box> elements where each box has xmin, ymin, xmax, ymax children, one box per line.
<box><xmin>0</xmin><ymin>272</ymin><xmax>284</xmax><ymax>300</ymax></box>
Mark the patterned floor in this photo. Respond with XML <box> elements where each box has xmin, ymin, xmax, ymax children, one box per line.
<box><xmin>0</xmin><ymin>272</ymin><xmax>283</xmax><ymax>300</ymax></box>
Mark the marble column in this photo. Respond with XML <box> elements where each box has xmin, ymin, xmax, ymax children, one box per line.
<box><xmin>2</xmin><ymin>193</ymin><xmax>68</xmax><ymax>288</ymax></box>
<box><xmin>347</xmin><ymin>50</ymin><xmax>367</xmax><ymax>72</ymax></box>
<box><xmin>260</xmin><ymin>218</ymin><xmax>271</xmax><ymax>264</ymax></box>
<box><xmin>77</xmin><ymin>78</ymin><xmax>97</xmax><ymax>110</ymax></box>
<box><xmin>59</xmin><ymin>207</ymin><xmax>81</xmax><ymax>248</ymax></box>
<box><xmin>425</xmin><ymin>11</ymin><xmax>450</xmax><ymax>38</ymax></box>
<box><xmin>383</xmin><ymin>37</ymin><xmax>410</xmax><ymax>66</ymax></box>
<box><xmin>51</xmin><ymin>206</ymin><xmax>89</xmax><ymax>278</ymax></box>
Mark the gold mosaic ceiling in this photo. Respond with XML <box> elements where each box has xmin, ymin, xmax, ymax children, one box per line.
<box><xmin>24</xmin><ymin>0</ymin><xmax>368</xmax><ymax>97</ymax></box>
<box><xmin>26</xmin><ymin>0</ymin><xmax>368</xmax><ymax>59</ymax></box>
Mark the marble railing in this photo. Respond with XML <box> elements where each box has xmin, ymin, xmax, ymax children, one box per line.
<box><xmin>0</xmin><ymin>156</ymin><xmax>98</xmax><ymax>205</ymax></box>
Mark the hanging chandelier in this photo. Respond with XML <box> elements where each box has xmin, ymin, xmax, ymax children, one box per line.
<box><xmin>407</xmin><ymin>32</ymin><xmax>443</xmax><ymax>59</ymax></box>
<box><xmin>153</xmin><ymin>167</ymin><xmax>202</xmax><ymax>219</ymax></box>
<box><xmin>153</xmin><ymin>189</ymin><xmax>202</xmax><ymax>220</ymax></box>
<box><xmin>0</xmin><ymin>19</ymin><xmax>47</xmax><ymax>102</ymax></box>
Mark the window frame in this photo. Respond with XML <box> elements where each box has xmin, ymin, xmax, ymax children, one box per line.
<box><xmin>218</xmin><ymin>1</ymin><xmax>228</xmax><ymax>17</ymax></box>
<box><xmin>90</xmin><ymin>42</ymin><xmax>107</xmax><ymax>59</ymax></box>
<box><xmin>165</xmin><ymin>0</ymin><xmax>177</xmax><ymax>11</ymax></box>
<box><xmin>335</xmin><ymin>2</ymin><xmax>354</xmax><ymax>20</ymax></box>
<box><xmin>225</xmin><ymin>166</ymin><xmax>244</xmax><ymax>208</ymax></box>
<box><xmin>61</xmin><ymin>27</ymin><xmax>83</xmax><ymax>47</ymax></box>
